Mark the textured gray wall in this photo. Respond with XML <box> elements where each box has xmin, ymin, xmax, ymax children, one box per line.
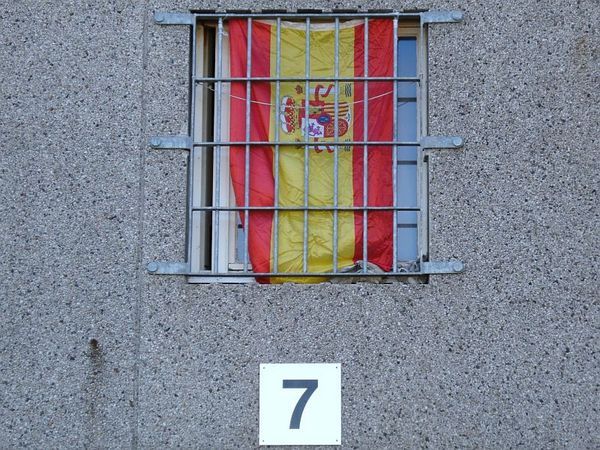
<box><xmin>1</xmin><ymin>0</ymin><xmax>598</xmax><ymax>448</ymax></box>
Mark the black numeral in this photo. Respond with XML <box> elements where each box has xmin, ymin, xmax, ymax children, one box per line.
<box><xmin>282</xmin><ymin>379</ymin><xmax>318</xmax><ymax>429</ymax></box>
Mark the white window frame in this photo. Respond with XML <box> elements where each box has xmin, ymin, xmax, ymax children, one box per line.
<box><xmin>191</xmin><ymin>23</ymin><xmax>253</xmax><ymax>282</ymax></box>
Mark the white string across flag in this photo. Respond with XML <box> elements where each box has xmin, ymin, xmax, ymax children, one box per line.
<box><xmin>199</xmin><ymin>83</ymin><xmax>407</xmax><ymax>109</ymax></box>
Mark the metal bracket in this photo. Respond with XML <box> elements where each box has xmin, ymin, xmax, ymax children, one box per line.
<box><xmin>154</xmin><ymin>11</ymin><xmax>195</xmax><ymax>26</ymax></box>
<box><xmin>421</xmin><ymin>10</ymin><xmax>464</xmax><ymax>24</ymax></box>
<box><xmin>421</xmin><ymin>261</ymin><xmax>465</xmax><ymax>274</ymax></box>
<box><xmin>148</xmin><ymin>135</ymin><xmax>192</xmax><ymax>150</ymax></box>
<box><xmin>420</xmin><ymin>136</ymin><xmax>464</xmax><ymax>150</ymax></box>
<box><xmin>147</xmin><ymin>261</ymin><xmax>190</xmax><ymax>275</ymax></box>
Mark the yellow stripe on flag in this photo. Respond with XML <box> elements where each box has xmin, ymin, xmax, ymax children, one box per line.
<box><xmin>269</xmin><ymin>20</ymin><xmax>358</xmax><ymax>282</ymax></box>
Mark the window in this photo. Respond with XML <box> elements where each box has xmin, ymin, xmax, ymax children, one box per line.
<box><xmin>148</xmin><ymin>10</ymin><xmax>465</xmax><ymax>283</ymax></box>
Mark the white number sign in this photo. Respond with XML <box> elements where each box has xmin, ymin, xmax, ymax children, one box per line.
<box><xmin>259</xmin><ymin>363</ymin><xmax>341</xmax><ymax>446</ymax></box>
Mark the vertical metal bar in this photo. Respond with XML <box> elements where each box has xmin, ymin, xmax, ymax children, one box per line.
<box><xmin>302</xmin><ymin>18</ymin><xmax>310</xmax><ymax>273</ymax></box>
<box><xmin>243</xmin><ymin>18</ymin><xmax>252</xmax><ymax>272</ymax></box>
<box><xmin>362</xmin><ymin>18</ymin><xmax>369</xmax><ymax>273</ymax></box>
<box><xmin>188</xmin><ymin>20</ymin><xmax>198</xmax><ymax>268</ymax></box>
<box><xmin>392</xmin><ymin>17</ymin><xmax>399</xmax><ymax>273</ymax></box>
<box><xmin>417</xmin><ymin>20</ymin><xmax>427</xmax><ymax>267</ymax></box>
<box><xmin>213</xmin><ymin>17</ymin><xmax>224</xmax><ymax>273</ymax></box>
<box><xmin>273</xmin><ymin>18</ymin><xmax>281</xmax><ymax>273</ymax></box>
<box><xmin>332</xmin><ymin>17</ymin><xmax>340</xmax><ymax>273</ymax></box>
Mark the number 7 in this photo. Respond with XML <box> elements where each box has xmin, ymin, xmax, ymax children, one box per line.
<box><xmin>282</xmin><ymin>379</ymin><xmax>318</xmax><ymax>429</ymax></box>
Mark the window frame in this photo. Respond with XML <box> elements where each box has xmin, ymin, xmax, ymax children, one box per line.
<box><xmin>190</xmin><ymin>15</ymin><xmax>426</xmax><ymax>283</ymax></box>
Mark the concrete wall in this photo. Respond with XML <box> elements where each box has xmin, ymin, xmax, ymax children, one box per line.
<box><xmin>1</xmin><ymin>0</ymin><xmax>598</xmax><ymax>448</ymax></box>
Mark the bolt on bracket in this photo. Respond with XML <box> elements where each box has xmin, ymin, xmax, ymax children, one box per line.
<box><xmin>154</xmin><ymin>12</ymin><xmax>195</xmax><ymax>26</ymax></box>
<box><xmin>421</xmin><ymin>10</ymin><xmax>464</xmax><ymax>24</ymax></box>
<box><xmin>420</xmin><ymin>136</ymin><xmax>464</xmax><ymax>150</ymax></box>
<box><xmin>148</xmin><ymin>135</ymin><xmax>192</xmax><ymax>150</ymax></box>
<box><xmin>421</xmin><ymin>261</ymin><xmax>465</xmax><ymax>274</ymax></box>
<box><xmin>147</xmin><ymin>261</ymin><xmax>190</xmax><ymax>275</ymax></box>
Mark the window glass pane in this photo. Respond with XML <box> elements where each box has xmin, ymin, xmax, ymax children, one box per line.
<box><xmin>397</xmin><ymin>101</ymin><xmax>417</xmax><ymax>141</ymax></box>
<box><xmin>398</xmin><ymin>145</ymin><xmax>418</xmax><ymax>162</ymax></box>
<box><xmin>397</xmin><ymin>37</ymin><xmax>417</xmax><ymax>77</ymax></box>
<box><xmin>397</xmin><ymin>81</ymin><xmax>416</xmax><ymax>98</ymax></box>
<box><xmin>397</xmin><ymin>210</ymin><xmax>417</xmax><ymax>225</ymax></box>
<box><xmin>396</xmin><ymin>36</ymin><xmax>419</xmax><ymax>263</ymax></box>
<box><xmin>397</xmin><ymin>227</ymin><xmax>418</xmax><ymax>262</ymax></box>
<box><xmin>397</xmin><ymin>164</ymin><xmax>417</xmax><ymax>207</ymax></box>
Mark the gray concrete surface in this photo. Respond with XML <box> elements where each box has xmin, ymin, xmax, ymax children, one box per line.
<box><xmin>1</xmin><ymin>0</ymin><xmax>598</xmax><ymax>448</ymax></box>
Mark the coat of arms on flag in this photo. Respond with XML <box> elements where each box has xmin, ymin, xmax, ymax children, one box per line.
<box><xmin>280</xmin><ymin>83</ymin><xmax>352</xmax><ymax>153</ymax></box>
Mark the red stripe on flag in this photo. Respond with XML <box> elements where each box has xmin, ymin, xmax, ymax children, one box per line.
<box><xmin>229</xmin><ymin>19</ymin><xmax>274</xmax><ymax>282</ymax></box>
<box><xmin>352</xmin><ymin>22</ymin><xmax>366</xmax><ymax>266</ymax></box>
<box><xmin>352</xmin><ymin>19</ymin><xmax>395</xmax><ymax>271</ymax></box>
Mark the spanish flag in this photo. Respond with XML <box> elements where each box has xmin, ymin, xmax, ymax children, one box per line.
<box><xmin>229</xmin><ymin>18</ymin><xmax>394</xmax><ymax>283</ymax></box>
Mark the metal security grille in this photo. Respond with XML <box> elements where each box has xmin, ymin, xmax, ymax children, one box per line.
<box><xmin>148</xmin><ymin>10</ymin><xmax>466</xmax><ymax>281</ymax></box>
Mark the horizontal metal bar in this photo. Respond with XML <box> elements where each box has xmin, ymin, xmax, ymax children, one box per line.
<box><xmin>147</xmin><ymin>260</ymin><xmax>463</xmax><ymax>276</ymax></box>
<box><xmin>195</xmin><ymin>76</ymin><xmax>420</xmax><ymax>82</ymax></box>
<box><xmin>421</xmin><ymin>10</ymin><xmax>463</xmax><ymax>24</ymax></box>
<box><xmin>147</xmin><ymin>262</ymin><xmax>189</xmax><ymax>274</ymax></box>
<box><xmin>156</xmin><ymin>10</ymin><xmax>464</xmax><ymax>25</ymax></box>
<box><xmin>149</xmin><ymin>135</ymin><xmax>192</xmax><ymax>150</ymax></box>
<box><xmin>421</xmin><ymin>261</ymin><xmax>465</xmax><ymax>273</ymax></box>
<box><xmin>154</xmin><ymin>271</ymin><xmax>421</xmax><ymax>277</ymax></box>
<box><xmin>154</xmin><ymin>12</ymin><xmax>195</xmax><ymax>25</ymax></box>
<box><xmin>148</xmin><ymin>261</ymin><xmax>464</xmax><ymax>276</ymax></box>
<box><xmin>192</xmin><ymin>12</ymin><xmax>424</xmax><ymax>19</ymax></box>
<box><xmin>193</xmin><ymin>206</ymin><xmax>419</xmax><ymax>212</ymax></box>
<box><xmin>420</xmin><ymin>136</ymin><xmax>464</xmax><ymax>149</ymax></box>
<box><xmin>193</xmin><ymin>141</ymin><xmax>420</xmax><ymax>146</ymax></box>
